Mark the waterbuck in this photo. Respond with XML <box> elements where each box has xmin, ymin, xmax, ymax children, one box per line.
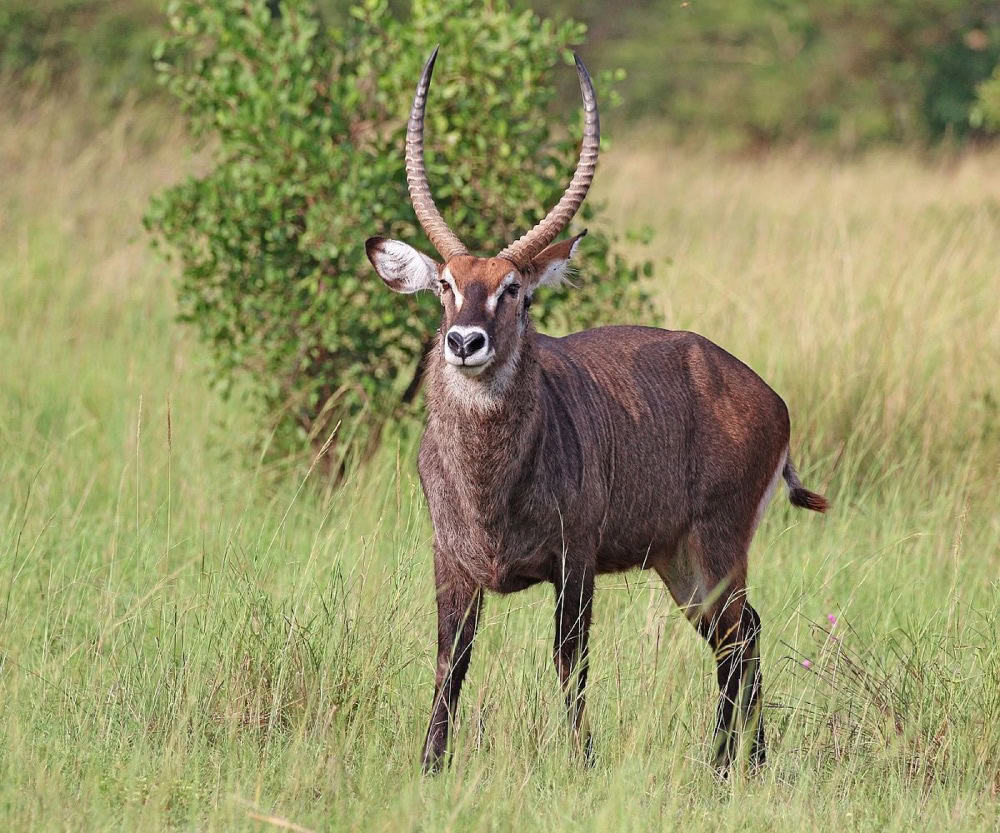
<box><xmin>365</xmin><ymin>48</ymin><xmax>828</xmax><ymax>774</ymax></box>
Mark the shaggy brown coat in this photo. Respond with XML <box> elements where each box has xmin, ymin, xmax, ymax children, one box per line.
<box><xmin>366</xmin><ymin>234</ymin><xmax>827</xmax><ymax>773</ymax></box>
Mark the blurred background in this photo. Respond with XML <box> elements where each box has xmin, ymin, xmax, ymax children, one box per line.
<box><xmin>3</xmin><ymin>0</ymin><xmax>1000</xmax><ymax>145</ymax></box>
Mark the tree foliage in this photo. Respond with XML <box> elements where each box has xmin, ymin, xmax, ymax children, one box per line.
<box><xmin>552</xmin><ymin>0</ymin><xmax>1000</xmax><ymax>147</ymax></box>
<box><xmin>5</xmin><ymin>1</ymin><xmax>1000</xmax><ymax>146</ymax></box>
<box><xmin>974</xmin><ymin>66</ymin><xmax>1000</xmax><ymax>130</ymax></box>
<box><xmin>144</xmin><ymin>0</ymin><xmax>657</xmax><ymax>468</ymax></box>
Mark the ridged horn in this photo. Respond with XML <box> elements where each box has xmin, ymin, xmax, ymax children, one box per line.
<box><xmin>405</xmin><ymin>46</ymin><xmax>469</xmax><ymax>261</ymax></box>
<box><xmin>497</xmin><ymin>54</ymin><xmax>600</xmax><ymax>268</ymax></box>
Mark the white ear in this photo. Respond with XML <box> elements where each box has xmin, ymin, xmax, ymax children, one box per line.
<box><xmin>365</xmin><ymin>237</ymin><xmax>441</xmax><ymax>294</ymax></box>
<box><xmin>534</xmin><ymin>247</ymin><xmax>576</xmax><ymax>288</ymax></box>
<box><xmin>527</xmin><ymin>231</ymin><xmax>586</xmax><ymax>290</ymax></box>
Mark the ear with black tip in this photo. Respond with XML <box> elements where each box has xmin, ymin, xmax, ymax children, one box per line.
<box><xmin>365</xmin><ymin>237</ymin><xmax>441</xmax><ymax>294</ymax></box>
<box><xmin>525</xmin><ymin>230</ymin><xmax>587</xmax><ymax>291</ymax></box>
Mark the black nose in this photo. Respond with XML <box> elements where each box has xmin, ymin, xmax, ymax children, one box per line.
<box><xmin>446</xmin><ymin>330</ymin><xmax>487</xmax><ymax>359</ymax></box>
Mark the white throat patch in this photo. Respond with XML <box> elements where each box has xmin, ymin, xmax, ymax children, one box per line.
<box><xmin>441</xmin><ymin>350</ymin><xmax>519</xmax><ymax>413</ymax></box>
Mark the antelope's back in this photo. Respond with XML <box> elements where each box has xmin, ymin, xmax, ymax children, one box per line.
<box><xmin>536</xmin><ymin>325</ymin><xmax>791</xmax><ymax>563</ymax></box>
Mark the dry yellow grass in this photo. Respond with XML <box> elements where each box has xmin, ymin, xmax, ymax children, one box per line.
<box><xmin>599</xmin><ymin>141</ymin><xmax>1000</xmax><ymax>497</ymax></box>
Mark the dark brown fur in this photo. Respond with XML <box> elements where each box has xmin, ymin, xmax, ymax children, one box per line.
<box><xmin>366</xmin><ymin>237</ymin><xmax>827</xmax><ymax>774</ymax></box>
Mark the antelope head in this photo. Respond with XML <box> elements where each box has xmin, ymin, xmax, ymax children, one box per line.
<box><xmin>366</xmin><ymin>47</ymin><xmax>599</xmax><ymax>382</ymax></box>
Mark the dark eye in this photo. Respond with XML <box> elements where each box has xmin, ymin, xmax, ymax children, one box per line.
<box><xmin>506</xmin><ymin>283</ymin><xmax>520</xmax><ymax>297</ymax></box>
<box><xmin>438</xmin><ymin>280</ymin><xmax>450</xmax><ymax>295</ymax></box>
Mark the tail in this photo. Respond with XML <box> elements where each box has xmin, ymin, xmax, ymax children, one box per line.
<box><xmin>782</xmin><ymin>456</ymin><xmax>829</xmax><ymax>513</ymax></box>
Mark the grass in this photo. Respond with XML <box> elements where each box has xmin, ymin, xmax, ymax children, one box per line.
<box><xmin>1</xmin><ymin>100</ymin><xmax>999</xmax><ymax>832</ymax></box>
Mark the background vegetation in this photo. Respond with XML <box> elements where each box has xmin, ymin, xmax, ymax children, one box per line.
<box><xmin>560</xmin><ymin>0</ymin><xmax>1000</xmax><ymax>145</ymax></box>
<box><xmin>5</xmin><ymin>0</ymin><xmax>1000</xmax><ymax>145</ymax></box>
<box><xmin>144</xmin><ymin>0</ymin><xmax>654</xmax><ymax>469</ymax></box>
<box><xmin>1</xmin><ymin>1</ymin><xmax>999</xmax><ymax>831</ymax></box>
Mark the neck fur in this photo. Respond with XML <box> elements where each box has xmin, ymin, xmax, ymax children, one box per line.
<box><xmin>425</xmin><ymin>335</ymin><xmax>544</xmax><ymax>522</ymax></box>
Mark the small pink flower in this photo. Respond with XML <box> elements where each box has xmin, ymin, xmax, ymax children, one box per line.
<box><xmin>827</xmin><ymin>614</ymin><xmax>838</xmax><ymax>626</ymax></box>
<box><xmin>802</xmin><ymin>659</ymin><xmax>812</xmax><ymax>669</ymax></box>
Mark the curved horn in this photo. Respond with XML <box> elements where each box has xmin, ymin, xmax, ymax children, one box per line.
<box><xmin>498</xmin><ymin>54</ymin><xmax>600</xmax><ymax>268</ymax></box>
<box><xmin>405</xmin><ymin>46</ymin><xmax>469</xmax><ymax>261</ymax></box>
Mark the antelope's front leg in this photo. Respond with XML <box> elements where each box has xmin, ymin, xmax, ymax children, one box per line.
<box><xmin>422</xmin><ymin>557</ymin><xmax>482</xmax><ymax>773</ymax></box>
<box><xmin>553</xmin><ymin>565</ymin><xmax>595</xmax><ymax>760</ymax></box>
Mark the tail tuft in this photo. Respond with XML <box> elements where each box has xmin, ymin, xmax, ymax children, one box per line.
<box><xmin>788</xmin><ymin>487</ymin><xmax>829</xmax><ymax>513</ymax></box>
<box><xmin>783</xmin><ymin>457</ymin><xmax>829</xmax><ymax>514</ymax></box>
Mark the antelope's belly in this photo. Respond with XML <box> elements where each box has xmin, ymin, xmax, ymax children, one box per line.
<box><xmin>439</xmin><ymin>525</ymin><xmax>553</xmax><ymax>594</ymax></box>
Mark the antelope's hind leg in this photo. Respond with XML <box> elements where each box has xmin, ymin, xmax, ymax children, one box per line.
<box><xmin>655</xmin><ymin>532</ymin><xmax>765</xmax><ymax>773</ymax></box>
<box><xmin>701</xmin><ymin>589</ymin><xmax>765</xmax><ymax>773</ymax></box>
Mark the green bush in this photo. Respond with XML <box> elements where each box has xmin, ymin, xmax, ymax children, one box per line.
<box><xmin>144</xmin><ymin>0</ymin><xmax>656</xmax><ymax>472</ymax></box>
<box><xmin>973</xmin><ymin>66</ymin><xmax>1000</xmax><ymax>130</ymax></box>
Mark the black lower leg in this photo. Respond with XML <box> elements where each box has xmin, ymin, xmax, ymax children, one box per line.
<box><xmin>553</xmin><ymin>568</ymin><xmax>594</xmax><ymax>760</ymax></box>
<box><xmin>422</xmin><ymin>584</ymin><xmax>482</xmax><ymax>773</ymax></box>
<box><xmin>705</xmin><ymin>601</ymin><xmax>765</xmax><ymax>771</ymax></box>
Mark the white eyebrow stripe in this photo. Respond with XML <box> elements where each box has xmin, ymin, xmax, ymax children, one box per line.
<box><xmin>486</xmin><ymin>271</ymin><xmax>518</xmax><ymax>313</ymax></box>
<box><xmin>442</xmin><ymin>266</ymin><xmax>464</xmax><ymax>310</ymax></box>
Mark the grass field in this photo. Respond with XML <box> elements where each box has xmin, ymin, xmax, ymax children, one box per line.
<box><xmin>2</xmin><ymin>101</ymin><xmax>999</xmax><ymax>831</ymax></box>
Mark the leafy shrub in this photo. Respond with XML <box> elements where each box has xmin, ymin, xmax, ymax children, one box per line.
<box><xmin>973</xmin><ymin>65</ymin><xmax>1000</xmax><ymax>130</ymax></box>
<box><xmin>923</xmin><ymin>27</ymin><xmax>1000</xmax><ymax>139</ymax></box>
<box><xmin>144</xmin><ymin>0</ymin><xmax>656</xmax><ymax>472</ymax></box>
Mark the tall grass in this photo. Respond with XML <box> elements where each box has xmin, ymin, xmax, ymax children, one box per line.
<box><xmin>1</xmin><ymin>102</ymin><xmax>999</xmax><ymax>831</ymax></box>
